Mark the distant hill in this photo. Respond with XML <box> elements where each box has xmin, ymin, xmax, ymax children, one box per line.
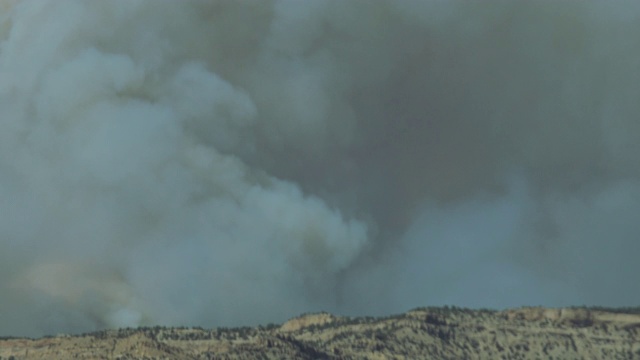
<box><xmin>1</xmin><ymin>306</ymin><xmax>640</xmax><ymax>359</ymax></box>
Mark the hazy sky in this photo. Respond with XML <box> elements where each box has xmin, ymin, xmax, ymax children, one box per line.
<box><xmin>1</xmin><ymin>0</ymin><xmax>640</xmax><ymax>337</ymax></box>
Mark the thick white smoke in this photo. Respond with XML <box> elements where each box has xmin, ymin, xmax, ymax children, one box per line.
<box><xmin>1</xmin><ymin>0</ymin><xmax>640</xmax><ymax>337</ymax></box>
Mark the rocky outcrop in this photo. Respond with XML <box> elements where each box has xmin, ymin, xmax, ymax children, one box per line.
<box><xmin>1</xmin><ymin>307</ymin><xmax>639</xmax><ymax>359</ymax></box>
<box><xmin>280</xmin><ymin>312</ymin><xmax>339</xmax><ymax>332</ymax></box>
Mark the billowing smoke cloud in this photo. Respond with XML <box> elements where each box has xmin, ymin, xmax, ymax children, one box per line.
<box><xmin>1</xmin><ymin>0</ymin><xmax>640</xmax><ymax>337</ymax></box>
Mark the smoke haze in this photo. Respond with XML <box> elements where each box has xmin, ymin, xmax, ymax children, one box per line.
<box><xmin>1</xmin><ymin>0</ymin><xmax>640</xmax><ymax>337</ymax></box>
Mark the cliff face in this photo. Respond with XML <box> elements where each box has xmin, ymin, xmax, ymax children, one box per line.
<box><xmin>1</xmin><ymin>307</ymin><xmax>640</xmax><ymax>359</ymax></box>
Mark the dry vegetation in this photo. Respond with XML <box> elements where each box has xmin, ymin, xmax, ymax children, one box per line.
<box><xmin>1</xmin><ymin>306</ymin><xmax>640</xmax><ymax>359</ymax></box>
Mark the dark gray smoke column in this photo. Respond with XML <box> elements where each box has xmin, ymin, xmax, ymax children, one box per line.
<box><xmin>1</xmin><ymin>0</ymin><xmax>639</xmax><ymax>337</ymax></box>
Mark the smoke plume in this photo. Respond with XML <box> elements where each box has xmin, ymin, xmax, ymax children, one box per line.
<box><xmin>1</xmin><ymin>0</ymin><xmax>640</xmax><ymax>337</ymax></box>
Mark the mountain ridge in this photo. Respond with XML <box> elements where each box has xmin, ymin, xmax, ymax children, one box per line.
<box><xmin>1</xmin><ymin>306</ymin><xmax>640</xmax><ymax>359</ymax></box>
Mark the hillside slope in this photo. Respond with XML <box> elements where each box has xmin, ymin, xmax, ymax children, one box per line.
<box><xmin>1</xmin><ymin>307</ymin><xmax>640</xmax><ymax>359</ymax></box>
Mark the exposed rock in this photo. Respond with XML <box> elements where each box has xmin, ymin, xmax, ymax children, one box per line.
<box><xmin>1</xmin><ymin>307</ymin><xmax>640</xmax><ymax>359</ymax></box>
<box><xmin>280</xmin><ymin>312</ymin><xmax>339</xmax><ymax>332</ymax></box>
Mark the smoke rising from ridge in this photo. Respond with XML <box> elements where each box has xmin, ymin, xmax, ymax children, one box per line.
<box><xmin>1</xmin><ymin>0</ymin><xmax>640</xmax><ymax>337</ymax></box>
